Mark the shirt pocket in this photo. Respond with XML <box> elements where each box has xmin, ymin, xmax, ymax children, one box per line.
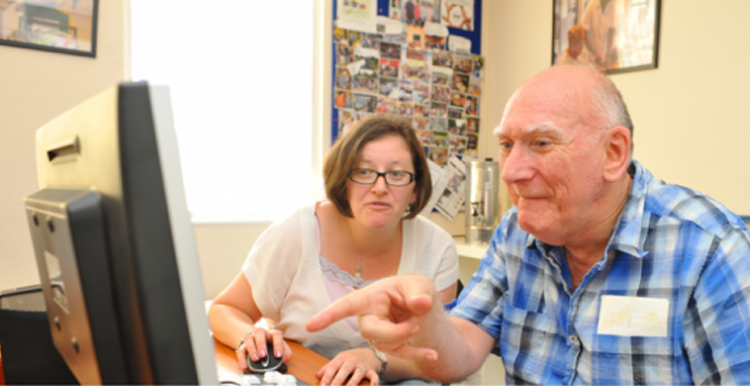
<box><xmin>500</xmin><ymin>300</ymin><xmax>562</xmax><ymax>384</ymax></box>
<box><xmin>592</xmin><ymin>334</ymin><xmax>676</xmax><ymax>384</ymax></box>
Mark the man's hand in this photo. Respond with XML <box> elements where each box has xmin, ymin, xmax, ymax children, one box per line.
<box><xmin>306</xmin><ymin>275</ymin><xmax>440</xmax><ymax>362</ymax></box>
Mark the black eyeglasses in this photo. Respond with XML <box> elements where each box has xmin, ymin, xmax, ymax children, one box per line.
<box><xmin>348</xmin><ymin>168</ymin><xmax>414</xmax><ymax>186</ymax></box>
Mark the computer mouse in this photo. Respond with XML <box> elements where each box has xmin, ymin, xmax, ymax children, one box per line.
<box><xmin>246</xmin><ymin>341</ymin><xmax>284</xmax><ymax>373</ymax></box>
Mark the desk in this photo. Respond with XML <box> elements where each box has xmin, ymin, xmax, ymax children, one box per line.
<box><xmin>215</xmin><ymin>338</ymin><xmax>326</xmax><ymax>385</ymax></box>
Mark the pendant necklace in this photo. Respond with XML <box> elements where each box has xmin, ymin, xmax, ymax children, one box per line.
<box><xmin>345</xmin><ymin>219</ymin><xmax>391</xmax><ymax>278</ymax></box>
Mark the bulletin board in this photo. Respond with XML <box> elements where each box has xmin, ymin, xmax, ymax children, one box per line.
<box><xmin>331</xmin><ymin>0</ymin><xmax>484</xmax><ymax>167</ymax></box>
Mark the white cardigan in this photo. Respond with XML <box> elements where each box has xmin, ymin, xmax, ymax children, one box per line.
<box><xmin>242</xmin><ymin>204</ymin><xmax>458</xmax><ymax>359</ymax></box>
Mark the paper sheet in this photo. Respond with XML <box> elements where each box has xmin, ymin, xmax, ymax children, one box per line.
<box><xmin>419</xmin><ymin>159</ymin><xmax>449</xmax><ymax>217</ymax></box>
<box><xmin>435</xmin><ymin>155</ymin><xmax>467</xmax><ymax>221</ymax></box>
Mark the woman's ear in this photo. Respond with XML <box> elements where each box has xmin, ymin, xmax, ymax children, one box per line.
<box><xmin>602</xmin><ymin>126</ymin><xmax>631</xmax><ymax>182</ymax></box>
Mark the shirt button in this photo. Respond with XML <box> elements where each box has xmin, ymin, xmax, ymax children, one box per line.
<box><xmin>569</xmin><ymin>335</ymin><xmax>579</xmax><ymax>344</ymax></box>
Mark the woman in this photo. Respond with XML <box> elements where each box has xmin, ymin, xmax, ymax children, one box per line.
<box><xmin>208</xmin><ymin>116</ymin><xmax>459</xmax><ymax>386</ymax></box>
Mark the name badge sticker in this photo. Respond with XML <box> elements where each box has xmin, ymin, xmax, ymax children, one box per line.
<box><xmin>597</xmin><ymin>295</ymin><xmax>669</xmax><ymax>337</ymax></box>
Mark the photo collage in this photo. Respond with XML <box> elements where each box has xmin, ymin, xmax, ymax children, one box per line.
<box><xmin>333</xmin><ymin>15</ymin><xmax>484</xmax><ymax>166</ymax></box>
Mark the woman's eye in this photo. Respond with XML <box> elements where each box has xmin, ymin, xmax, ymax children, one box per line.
<box><xmin>357</xmin><ymin>169</ymin><xmax>371</xmax><ymax>176</ymax></box>
<box><xmin>390</xmin><ymin>171</ymin><xmax>403</xmax><ymax>178</ymax></box>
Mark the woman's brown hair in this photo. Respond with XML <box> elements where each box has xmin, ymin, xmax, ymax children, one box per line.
<box><xmin>323</xmin><ymin>116</ymin><xmax>432</xmax><ymax>219</ymax></box>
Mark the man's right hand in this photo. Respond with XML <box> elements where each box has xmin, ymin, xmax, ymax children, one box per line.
<box><xmin>306</xmin><ymin>274</ymin><xmax>440</xmax><ymax>362</ymax></box>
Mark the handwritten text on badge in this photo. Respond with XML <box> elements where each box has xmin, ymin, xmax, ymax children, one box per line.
<box><xmin>597</xmin><ymin>295</ymin><xmax>669</xmax><ymax>337</ymax></box>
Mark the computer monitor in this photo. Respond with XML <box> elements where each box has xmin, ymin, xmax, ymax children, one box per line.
<box><xmin>23</xmin><ymin>82</ymin><xmax>218</xmax><ymax>384</ymax></box>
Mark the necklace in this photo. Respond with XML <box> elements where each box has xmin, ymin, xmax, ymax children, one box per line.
<box><xmin>345</xmin><ymin>219</ymin><xmax>392</xmax><ymax>278</ymax></box>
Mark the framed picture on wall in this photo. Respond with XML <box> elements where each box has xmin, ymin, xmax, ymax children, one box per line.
<box><xmin>551</xmin><ymin>0</ymin><xmax>660</xmax><ymax>74</ymax></box>
<box><xmin>0</xmin><ymin>0</ymin><xmax>98</xmax><ymax>57</ymax></box>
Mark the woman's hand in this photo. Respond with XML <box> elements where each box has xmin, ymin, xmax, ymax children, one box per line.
<box><xmin>316</xmin><ymin>348</ymin><xmax>381</xmax><ymax>386</ymax></box>
<box><xmin>235</xmin><ymin>327</ymin><xmax>293</xmax><ymax>371</ymax></box>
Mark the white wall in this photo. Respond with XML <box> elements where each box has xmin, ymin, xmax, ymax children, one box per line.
<box><xmin>0</xmin><ymin>0</ymin><xmax>128</xmax><ymax>291</ymax></box>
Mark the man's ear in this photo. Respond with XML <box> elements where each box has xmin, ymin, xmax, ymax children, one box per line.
<box><xmin>602</xmin><ymin>126</ymin><xmax>631</xmax><ymax>182</ymax></box>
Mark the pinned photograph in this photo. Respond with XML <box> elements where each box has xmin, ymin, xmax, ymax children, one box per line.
<box><xmin>377</xmin><ymin>95</ymin><xmax>399</xmax><ymax>115</ymax></box>
<box><xmin>400</xmin><ymin>60</ymin><xmax>429</xmax><ymax>83</ymax></box>
<box><xmin>352</xmin><ymin>69</ymin><xmax>379</xmax><ymax>94</ymax></box>
<box><xmin>431</xmin><ymin>130</ymin><xmax>449</xmax><ymax>148</ymax></box>
<box><xmin>380</xmin><ymin>57</ymin><xmax>400</xmax><ymax>78</ymax></box>
<box><xmin>335</xmin><ymin>90</ymin><xmax>353</xmax><ymax>109</ymax></box>
<box><xmin>468</xmin><ymin>76</ymin><xmax>482</xmax><ymax>96</ymax></box>
<box><xmin>425</xmin><ymin>35</ymin><xmax>446</xmax><ymax>50</ymax></box>
<box><xmin>449</xmin><ymin>92</ymin><xmax>465</xmax><ymax>108</ymax></box>
<box><xmin>472</xmin><ymin>55</ymin><xmax>485</xmax><ymax>78</ymax></box>
<box><xmin>432</xmin><ymin>68</ymin><xmax>452</xmax><ymax>86</ymax></box>
<box><xmin>382</xmin><ymin>30</ymin><xmax>406</xmax><ymax>45</ymax></box>
<box><xmin>448</xmin><ymin>118</ymin><xmax>467</xmax><ymax>136</ymax></box>
<box><xmin>352</xmin><ymin>93</ymin><xmax>378</xmax><ymax>112</ymax></box>
<box><xmin>379</xmin><ymin>77</ymin><xmax>400</xmax><ymax>98</ymax></box>
<box><xmin>419</xmin><ymin>0</ymin><xmax>441</xmax><ymax>24</ymax></box>
<box><xmin>397</xmin><ymin>101</ymin><xmax>414</xmax><ymax>116</ymax></box>
<box><xmin>413</xmin><ymin>117</ymin><xmax>429</xmax><ymax>131</ymax></box>
<box><xmin>429</xmin><ymin>146</ymin><xmax>449</xmax><ymax>166</ymax></box>
<box><xmin>338</xmin><ymin>109</ymin><xmax>372</xmax><ymax>137</ymax></box>
<box><xmin>447</xmin><ymin>106</ymin><xmax>464</xmax><ymax>119</ymax></box>
<box><xmin>347</xmin><ymin>30</ymin><xmax>362</xmax><ymax>47</ymax></box>
<box><xmin>354</xmin><ymin>47</ymin><xmax>380</xmax><ymax>71</ymax></box>
<box><xmin>406</xmin><ymin>47</ymin><xmax>426</xmax><ymax>61</ymax></box>
<box><xmin>416</xmin><ymin>128</ymin><xmax>433</xmax><ymax>146</ymax></box>
<box><xmin>337</xmin><ymin>43</ymin><xmax>353</xmax><ymax>65</ymax></box>
<box><xmin>336</xmin><ymin>68</ymin><xmax>352</xmax><ymax>90</ymax></box>
<box><xmin>380</xmin><ymin>41</ymin><xmax>401</xmax><ymax>59</ymax></box>
<box><xmin>453</xmin><ymin>54</ymin><xmax>473</xmax><ymax>74</ymax></box>
<box><xmin>431</xmin><ymin>85</ymin><xmax>450</xmax><ymax>104</ymax></box>
<box><xmin>413</xmin><ymin>81</ymin><xmax>430</xmax><ymax>104</ymax></box>
<box><xmin>432</xmin><ymin>50</ymin><xmax>453</xmax><ymax>68</ymax></box>
<box><xmin>467</xmin><ymin>117</ymin><xmax>480</xmax><ymax>134</ymax></box>
<box><xmin>334</xmin><ymin>27</ymin><xmax>347</xmax><ymax>42</ymax></box>
<box><xmin>430</xmin><ymin>101</ymin><xmax>447</xmax><ymax>119</ymax></box>
<box><xmin>466</xmin><ymin>133</ymin><xmax>478</xmax><ymax>156</ymax></box>
<box><xmin>414</xmin><ymin>103</ymin><xmax>428</xmax><ymax>118</ymax></box>
<box><xmin>452</xmin><ymin>73</ymin><xmax>469</xmax><ymax>93</ymax></box>
<box><xmin>449</xmin><ymin>135</ymin><xmax>468</xmax><ymax>155</ymax></box>
<box><xmin>361</xmin><ymin>32</ymin><xmax>382</xmax><ymax>49</ymax></box>
<box><xmin>465</xmin><ymin>94</ymin><xmax>478</xmax><ymax>117</ymax></box>
<box><xmin>398</xmin><ymin>79</ymin><xmax>413</xmax><ymax>102</ymax></box>
<box><xmin>427</xmin><ymin>117</ymin><xmax>449</xmax><ymax>132</ymax></box>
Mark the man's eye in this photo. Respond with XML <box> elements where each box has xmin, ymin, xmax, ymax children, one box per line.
<box><xmin>499</xmin><ymin>140</ymin><xmax>513</xmax><ymax>151</ymax></box>
<box><xmin>534</xmin><ymin>139</ymin><xmax>551</xmax><ymax>148</ymax></box>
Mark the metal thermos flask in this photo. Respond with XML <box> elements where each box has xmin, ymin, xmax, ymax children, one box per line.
<box><xmin>465</xmin><ymin>158</ymin><xmax>500</xmax><ymax>245</ymax></box>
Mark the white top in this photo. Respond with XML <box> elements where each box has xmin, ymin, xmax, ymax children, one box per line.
<box><xmin>242</xmin><ymin>204</ymin><xmax>459</xmax><ymax>359</ymax></box>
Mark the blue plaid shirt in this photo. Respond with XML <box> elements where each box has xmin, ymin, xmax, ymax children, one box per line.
<box><xmin>448</xmin><ymin>160</ymin><xmax>750</xmax><ymax>385</ymax></box>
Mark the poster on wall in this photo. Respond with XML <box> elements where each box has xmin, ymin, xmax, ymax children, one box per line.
<box><xmin>440</xmin><ymin>0</ymin><xmax>474</xmax><ymax>31</ymax></box>
<box><xmin>333</xmin><ymin>21</ymin><xmax>484</xmax><ymax>167</ymax></box>
<box><xmin>0</xmin><ymin>0</ymin><xmax>98</xmax><ymax>57</ymax></box>
<box><xmin>552</xmin><ymin>0</ymin><xmax>660</xmax><ymax>74</ymax></box>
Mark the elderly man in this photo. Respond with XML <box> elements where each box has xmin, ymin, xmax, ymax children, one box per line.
<box><xmin>307</xmin><ymin>64</ymin><xmax>750</xmax><ymax>385</ymax></box>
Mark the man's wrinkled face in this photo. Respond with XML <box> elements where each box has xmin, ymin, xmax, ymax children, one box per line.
<box><xmin>496</xmin><ymin>72</ymin><xmax>607</xmax><ymax>245</ymax></box>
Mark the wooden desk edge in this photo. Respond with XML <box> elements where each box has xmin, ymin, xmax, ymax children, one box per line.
<box><xmin>214</xmin><ymin>338</ymin><xmax>328</xmax><ymax>385</ymax></box>
<box><xmin>215</xmin><ymin>338</ymin><xmax>371</xmax><ymax>385</ymax></box>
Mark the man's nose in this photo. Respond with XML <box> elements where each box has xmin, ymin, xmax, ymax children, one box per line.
<box><xmin>501</xmin><ymin>146</ymin><xmax>535</xmax><ymax>184</ymax></box>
